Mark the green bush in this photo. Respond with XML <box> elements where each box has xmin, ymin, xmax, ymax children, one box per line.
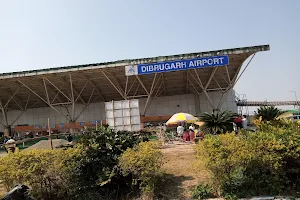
<box><xmin>0</xmin><ymin>128</ymin><xmax>150</xmax><ymax>200</ymax></box>
<box><xmin>196</xmin><ymin>124</ymin><xmax>300</xmax><ymax>198</ymax></box>
<box><xmin>119</xmin><ymin>141</ymin><xmax>163</xmax><ymax>197</ymax></box>
<box><xmin>199</xmin><ymin>111</ymin><xmax>236</xmax><ymax>134</ymax></box>
<box><xmin>191</xmin><ymin>183</ymin><xmax>214</xmax><ymax>199</ymax></box>
<box><xmin>66</xmin><ymin>128</ymin><xmax>148</xmax><ymax>199</ymax></box>
<box><xmin>0</xmin><ymin>148</ymin><xmax>82</xmax><ymax>199</ymax></box>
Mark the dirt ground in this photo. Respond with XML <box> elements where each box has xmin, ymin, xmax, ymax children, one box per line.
<box><xmin>0</xmin><ymin>181</ymin><xmax>6</xmax><ymax>198</ymax></box>
<box><xmin>0</xmin><ymin>151</ymin><xmax>6</xmax><ymax>157</ymax></box>
<box><xmin>157</xmin><ymin>142</ymin><xmax>210</xmax><ymax>199</ymax></box>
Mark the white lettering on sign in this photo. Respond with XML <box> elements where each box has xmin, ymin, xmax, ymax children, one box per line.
<box><xmin>125</xmin><ymin>55</ymin><xmax>229</xmax><ymax>76</ymax></box>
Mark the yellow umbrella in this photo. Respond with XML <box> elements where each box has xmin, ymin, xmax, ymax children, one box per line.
<box><xmin>166</xmin><ymin>113</ymin><xmax>198</xmax><ymax>125</ymax></box>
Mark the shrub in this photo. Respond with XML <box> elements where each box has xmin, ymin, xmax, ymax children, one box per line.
<box><xmin>66</xmin><ymin>128</ymin><xmax>147</xmax><ymax>199</ymax></box>
<box><xmin>191</xmin><ymin>183</ymin><xmax>214</xmax><ymax>199</ymax></box>
<box><xmin>196</xmin><ymin>125</ymin><xmax>300</xmax><ymax>198</ymax></box>
<box><xmin>256</xmin><ymin>106</ymin><xmax>284</xmax><ymax>121</ymax></box>
<box><xmin>119</xmin><ymin>141</ymin><xmax>163</xmax><ymax>197</ymax></box>
<box><xmin>199</xmin><ymin>111</ymin><xmax>236</xmax><ymax>134</ymax></box>
<box><xmin>0</xmin><ymin>148</ymin><xmax>82</xmax><ymax>199</ymax></box>
<box><xmin>0</xmin><ymin>128</ymin><xmax>149</xmax><ymax>200</ymax></box>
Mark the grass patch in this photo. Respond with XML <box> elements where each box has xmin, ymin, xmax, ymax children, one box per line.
<box><xmin>149</xmin><ymin>135</ymin><xmax>158</xmax><ymax>140</ymax></box>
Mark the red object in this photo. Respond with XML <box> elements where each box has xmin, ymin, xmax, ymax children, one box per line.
<box><xmin>189</xmin><ymin>131</ymin><xmax>195</xmax><ymax>142</ymax></box>
<box><xmin>184</xmin><ymin>132</ymin><xmax>190</xmax><ymax>141</ymax></box>
<box><xmin>234</xmin><ymin>117</ymin><xmax>242</xmax><ymax>123</ymax></box>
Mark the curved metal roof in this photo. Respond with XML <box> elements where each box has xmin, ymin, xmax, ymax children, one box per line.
<box><xmin>0</xmin><ymin>45</ymin><xmax>270</xmax><ymax>111</ymax></box>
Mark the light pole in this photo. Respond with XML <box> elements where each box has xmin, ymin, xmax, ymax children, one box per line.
<box><xmin>290</xmin><ymin>91</ymin><xmax>298</xmax><ymax>110</ymax></box>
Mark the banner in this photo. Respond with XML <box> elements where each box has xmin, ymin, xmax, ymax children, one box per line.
<box><xmin>125</xmin><ymin>55</ymin><xmax>229</xmax><ymax>76</ymax></box>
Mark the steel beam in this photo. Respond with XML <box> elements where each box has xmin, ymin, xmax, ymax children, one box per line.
<box><xmin>191</xmin><ymin>70</ymin><xmax>214</xmax><ymax>108</ymax></box>
<box><xmin>135</xmin><ymin>75</ymin><xmax>150</xmax><ymax>95</ymax></box>
<box><xmin>51</xmin><ymin>84</ymin><xmax>66</xmax><ymax>104</ymax></box>
<box><xmin>0</xmin><ymin>100</ymin><xmax>8</xmax><ymax>126</ymax></box>
<box><xmin>75</xmin><ymin>81</ymin><xmax>88</xmax><ymax>103</ymax></box>
<box><xmin>126</xmin><ymin>78</ymin><xmax>137</xmax><ymax>96</ymax></box>
<box><xmin>69</xmin><ymin>74</ymin><xmax>75</xmax><ymax>121</ymax></box>
<box><xmin>125</xmin><ymin>76</ymin><xmax>129</xmax><ymax>95</ymax></box>
<box><xmin>217</xmin><ymin>54</ymin><xmax>256</xmax><ymax>109</ymax></box>
<box><xmin>44</xmin><ymin>77</ymin><xmax>71</xmax><ymax>101</ymax></box>
<box><xmin>81</xmin><ymin>75</ymin><xmax>105</xmax><ymax>101</ymax></box>
<box><xmin>4</xmin><ymin>87</ymin><xmax>20</xmax><ymax>108</ymax></box>
<box><xmin>18</xmin><ymin>79</ymin><xmax>70</xmax><ymax>120</ymax></box>
<box><xmin>213</xmin><ymin>76</ymin><xmax>222</xmax><ymax>90</ymax></box>
<box><xmin>101</xmin><ymin>69</ymin><xmax>127</xmax><ymax>99</ymax></box>
<box><xmin>204</xmin><ymin>67</ymin><xmax>218</xmax><ymax>90</ymax></box>
<box><xmin>143</xmin><ymin>74</ymin><xmax>158</xmax><ymax>115</ymax></box>
<box><xmin>43</xmin><ymin>78</ymin><xmax>51</xmax><ymax>104</ymax></box>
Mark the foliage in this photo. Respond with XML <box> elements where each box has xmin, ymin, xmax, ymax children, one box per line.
<box><xmin>199</xmin><ymin>110</ymin><xmax>237</xmax><ymax>134</ymax></box>
<box><xmin>119</xmin><ymin>141</ymin><xmax>163</xmax><ymax>197</ymax></box>
<box><xmin>256</xmin><ymin>106</ymin><xmax>285</xmax><ymax>121</ymax></box>
<box><xmin>191</xmin><ymin>183</ymin><xmax>214</xmax><ymax>199</ymax></box>
<box><xmin>67</xmin><ymin>127</ymin><xmax>148</xmax><ymax>199</ymax></box>
<box><xmin>0</xmin><ymin>127</ymin><xmax>151</xmax><ymax>200</ymax></box>
<box><xmin>196</xmin><ymin>123</ymin><xmax>300</xmax><ymax>198</ymax></box>
<box><xmin>0</xmin><ymin>148</ymin><xmax>82</xmax><ymax>200</ymax></box>
<box><xmin>0</xmin><ymin>136</ymin><xmax>4</xmax><ymax>143</ymax></box>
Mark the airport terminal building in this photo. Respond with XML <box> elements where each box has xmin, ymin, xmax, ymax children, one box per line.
<box><xmin>0</xmin><ymin>45</ymin><xmax>270</xmax><ymax>135</ymax></box>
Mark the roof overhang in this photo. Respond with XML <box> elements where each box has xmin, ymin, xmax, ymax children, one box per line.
<box><xmin>0</xmin><ymin>45</ymin><xmax>270</xmax><ymax>111</ymax></box>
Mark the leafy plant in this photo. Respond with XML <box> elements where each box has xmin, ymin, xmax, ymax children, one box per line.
<box><xmin>199</xmin><ymin>110</ymin><xmax>237</xmax><ymax>134</ymax></box>
<box><xmin>0</xmin><ymin>148</ymin><xmax>82</xmax><ymax>199</ymax></box>
<box><xmin>256</xmin><ymin>106</ymin><xmax>285</xmax><ymax>121</ymax></box>
<box><xmin>196</xmin><ymin>124</ymin><xmax>300</xmax><ymax>198</ymax></box>
<box><xmin>68</xmin><ymin>127</ymin><xmax>146</xmax><ymax>199</ymax></box>
<box><xmin>119</xmin><ymin>141</ymin><xmax>163</xmax><ymax>198</ymax></box>
<box><xmin>192</xmin><ymin>183</ymin><xmax>214</xmax><ymax>199</ymax></box>
<box><xmin>0</xmin><ymin>127</ymin><xmax>150</xmax><ymax>200</ymax></box>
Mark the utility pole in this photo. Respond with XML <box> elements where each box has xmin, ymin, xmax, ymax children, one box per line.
<box><xmin>48</xmin><ymin>118</ymin><xmax>53</xmax><ymax>150</ymax></box>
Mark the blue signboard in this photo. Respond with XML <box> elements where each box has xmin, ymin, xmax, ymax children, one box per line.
<box><xmin>34</xmin><ymin>125</ymin><xmax>39</xmax><ymax>129</ymax></box>
<box><xmin>50</xmin><ymin>124</ymin><xmax>55</xmax><ymax>128</ymax></box>
<box><xmin>125</xmin><ymin>55</ymin><xmax>229</xmax><ymax>76</ymax></box>
<box><xmin>80</xmin><ymin>122</ymin><xmax>84</xmax><ymax>126</ymax></box>
<box><xmin>42</xmin><ymin>125</ymin><xmax>46</xmax><ymax>129</ymax></box>
<box><xmin>60</xmin><ymin>123</ymin><xmax>64</xmax><ymax>128</ymax></box>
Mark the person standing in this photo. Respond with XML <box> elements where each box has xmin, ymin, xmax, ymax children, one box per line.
<box><xmin>242</xmin><ymin>115</ymin><xmax>248</xmax><ymax>130</ymax></box>
<box><xmin>5</xmin><ymin>137</ymin><xmax>16</xmax><ymax>153</ymax></box>
<box><xmin>177</xmin><ymin>123</ymin><xmax>184</xmax><ymax>137</ymax></box>
<box><xmin>234</xmin><ymin>116</ymin><xmax>243</xmax><ymax>129</ymax></box>
<box><xmin>189</xmin><ymin>124</ymin><xmax>195</xmax><ymax>142</ymax></box>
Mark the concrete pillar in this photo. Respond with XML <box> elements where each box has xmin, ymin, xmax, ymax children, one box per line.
<box><xmin>194</xmin><ymin>94</ymin><xmax>201</xmax><ymax>116</ymax></box>
<box><xmin>4</xmin><ymin>126</ymin><xmax>11</xmax><ymax>137</ymax></box>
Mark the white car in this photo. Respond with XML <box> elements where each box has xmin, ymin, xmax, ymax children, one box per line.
<box><xmin>286</xmin><ymin>115</ymin><xmax>300</xmax><ymax>121</ymax></box>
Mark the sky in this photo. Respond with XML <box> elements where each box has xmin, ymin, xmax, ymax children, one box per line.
<box><xmin>0</xmin><ymin>0</ymin><xmax>299</xmax><ymax>102</ymax></box>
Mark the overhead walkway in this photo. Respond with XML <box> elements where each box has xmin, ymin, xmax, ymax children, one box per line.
<box><xmin>236</xmin><ymin>101</ymin><xmax>300</xmax><ymax>106</ymax></box>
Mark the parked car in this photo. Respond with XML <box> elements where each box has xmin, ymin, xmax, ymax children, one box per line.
<box><xmin>286</xmin><ymin>115</ymin><xmax>300</xmax><ymax>121</ymax></box>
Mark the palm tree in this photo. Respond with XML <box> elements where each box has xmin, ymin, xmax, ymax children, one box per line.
<box><xmin>199</xmin><ymin>110</ymin><xmax>237</xmax><ymax>134</ymax></box>
<box><xmin>256</xmin><ymin>106</ymin><xmax>284</xmax><ymax>121</ymax></box>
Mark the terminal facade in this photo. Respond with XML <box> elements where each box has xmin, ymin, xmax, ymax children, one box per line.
<box><xmin>0</xmin><ymin>45</ymin><xmax>270</xmax><ymax>135</ymax></box>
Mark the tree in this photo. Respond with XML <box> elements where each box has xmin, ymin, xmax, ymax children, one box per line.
<box><xmin>256</xmin><ymin>106</ymin><xmax>284</xmax><ymax>121</ymax></box>
<box><xmin>199</xmin><ymin>110</ymin><xmax>237</xmax><ymax>134</ymax></box>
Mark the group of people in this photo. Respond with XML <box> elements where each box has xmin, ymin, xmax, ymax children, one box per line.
<box><xmin>2</xmin><ymin>136</ymin><xmax>17</xmax><ymax>153</ymax></box>
<box><xmin>176</xmin><ymin>123</ymin><xmax>203</xmax><ymax>142</ymax></box>
<box><xmin>175</xmin><ymin>115</ymin><xmax>248</xmax><ymax>141</ymax></box>
<box><xmin>233</xmin><ymin>115</ymin><xmax>248</xmax><ymax>132</ymax></box>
